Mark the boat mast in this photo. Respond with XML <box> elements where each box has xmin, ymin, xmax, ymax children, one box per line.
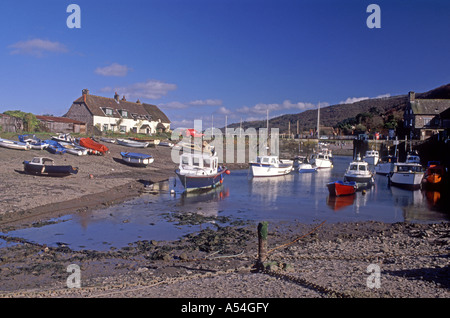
<box><xmin>317</xmin><ymin>102</ymin><xmax>320</xmax><ymax>141</ymax></box>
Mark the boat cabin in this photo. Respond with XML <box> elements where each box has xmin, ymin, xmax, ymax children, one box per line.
<box><xmin>29</xmin><ymin>157</ymin><xmax>54</xmax><ymax>165</ymax></box>
<box><xmin>394</xmin><ymin>163</ymin><xmax>423</xmax><ymax>173</ymax></box>
<box><xmin>406</xmin><ymin>154</ymin><xmax>420</xmax><ymax>164</ymax></box>
<box><xmin>348</xmin><ymin>161</ymin><xmax>369</xmax><ymax>172</ymax></box>
<box><xmin>179</xmin><ymin>153</ymin><xmax>219</xmax><ymax>175</ymax></box>
<box><xmin>255</xmin><ymin>155</ymin><xmax>281</xmax><ymax>165</ymax></box>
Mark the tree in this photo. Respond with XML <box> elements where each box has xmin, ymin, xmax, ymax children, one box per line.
<box><xmin>3</xmin><ymin>110</ymin><xmax>39</xmax><ymax>132</ymax></box>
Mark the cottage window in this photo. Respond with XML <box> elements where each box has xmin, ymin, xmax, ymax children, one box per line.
<box><xmin>103</xmin><ymin>108</ymin><xmax>113</xmax><ymax>116</ymax></box>
<box><xmin>119</xmin><ymin>125</ymin><xmax>127</xmax><ymax>132</ymax></box>
<box><xmin>103</xmin><ymin>124</ymin><xmax>108</xmax><ymax>131</ymax></box>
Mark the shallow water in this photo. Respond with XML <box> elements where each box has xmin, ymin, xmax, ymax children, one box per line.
<box><xmin>2</xmin><ymin>156</ymin><xmax>448</xmax><ymax>250</ymax></box>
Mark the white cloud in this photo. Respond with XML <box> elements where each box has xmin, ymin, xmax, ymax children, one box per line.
<box><xmin>95</xmin><ymin>63</ymin><xmax>131</xmax><ymax>77</ymax></box>
<box><xmin>103</xmin><ymin>79</ymin><xmax>177</xmax><ymax>100</ymax></box>
<box><xmin>159</xmin><ymin>99</ymin><xmax>224</xmax><ymax>109</ymax></box>
<box><xmin>339</xmin><ymin>93</ymin><xmax>391</xmax><ymax>104</ymax></box>
<box><xmin>8</xmin><ymin>38</ymin><xmax>68</xmax><ymax>57</ymax></box>
<box><xmin>236</xmin><ymin>99</ymin><xmax>324</xmax><ymax>120</ymax></box>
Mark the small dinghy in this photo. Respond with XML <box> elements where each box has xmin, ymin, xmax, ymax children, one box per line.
<box><xmin>120</xmin><ymin>152</ymin><xmax>154</xmax><ymax>167</ymax></box>
<box><xmin>18</xmin><ymin>134</ymin><xmax>49</xmax><ymax>150</ymax></box>
<box><xmin>45</xmin><ymin>139</ymin><xmax>66</xmax><ymax>155</ymax></box>
<box><xmin>23</xmin><ymin>157</ymin><xmax>78</xmax><ymax>177</ymax></box>
<box><xmin>117</xmin><ymin>138</ymin><xmax>149</xmax><ymax>148</ymax></box>
<box><xmin>78</xmin><ymin>138</ymin><xmax>109</xmax><ymax>155</ymax></box>
<box><xmin>327</xmin><ymin>180</ymin><xmax>357</xmax><ymax>197</ymax></box>
<box><xmin>0</xmin><ymin>138</ymin><xmax>31</xmax><ymax>150</ymax></box>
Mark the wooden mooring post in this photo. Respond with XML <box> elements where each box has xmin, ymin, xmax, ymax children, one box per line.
<box><xmin>257</xmin><ymin>222</ymin><xmax>268</xmax><ymax>270</ymax></box>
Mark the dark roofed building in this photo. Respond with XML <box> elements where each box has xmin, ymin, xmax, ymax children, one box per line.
<box><xmin>36</xmin><ymin>115</ymin><xmax>87</xmax><ymax>134</ymax></box>
<box><xmin>65</xmin><ymin>89</ymin><xmax>171</xmax><ymax>134</ymax></box>
<box><xmin>403</xmin><ymin>91</ymin><xmax>450</xmax><ymax>140</ymax></box>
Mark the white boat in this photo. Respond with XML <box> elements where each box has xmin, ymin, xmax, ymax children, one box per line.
<box><xmin>343</xmin><ymin>157</ymin><xmax>374</xmax><ymax>184</ymax></box>
<box><xmin>175</xmin><ymin>152</ymin><xmax>229</xmax><ymax>191</ymax></box>
<box><xmin>250</xmin><ymin>155</ymin><xmax>293</xmax><ymax>177</ymax></box>
<box><xmin>99</xmin><ymin>137</ymin><xmax>117</xmax><ymax>144</ymax></box>
<box><xmin>388</xmin><ymin>162</ymin><xmax>424</xmax><ymax>190</ymax></box>
<box><xmin>52</xmin><ymin>133</ymin><xmax>75</xmax><ymax>143</ymax></box>
<box><xmin>298</xmin><ymin>163</ymin><xmax>317</xmax><ymax>173</ymax></box>
<box><xmin>159</xmin><ymin>141</ymin><xmax>174</xmax><ymax>147</ymax></box>
<box><xmin>363</xmin><ymin>150</ymin><xmax>379</xmax><ymax>165</ymax></box>
<box><xmin>406</xmin><ymin>153</ymin><xmax>421</xmax><ymax>164</ymax></box>
<box><xmin>0</xmin><ymin>138</ymin><xmax>31</xmax><ymax>150</ymax></box>
<box><xmin>116</xmin><ymin>138</ymin><xmax>149</xmax><ymax>148</ymax></box>
<box><xmin>309</xmin><ymin>151</ymin><xmax>333</xmax><ymax>169</ymax></box>
<box><xmin>18</xmin><ymin>134</ymin><xmax>49</xmax><ymax>150</ymax></box>
<box><xmin>375</xmin><ymin>155</ymin><xmax>397</xmax><ymax>175</ymax></box>
<box><xmin>58</xmin><ymin>142</ymin><xmax>89</xmax><ymax>156</ymax></box>
<box><xmin>120</xmin><ymin>152</ymin><xmax>154</xmax><ymax>167</ymax></box>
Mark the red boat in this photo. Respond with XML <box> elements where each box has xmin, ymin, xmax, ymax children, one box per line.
<box><xmin>78</xmin><ymin>138</ymin><xmax>109</xmax><ymax>155</ymax></box>
<box><xmin>327</xmin><ymin>180</ymin><xmax>357</xmax><ymax>197</ymax></box>
<box><xmin>422</xmin><ymin>161</ymin><xmax>445</xmax><ymax>189</ymax></box>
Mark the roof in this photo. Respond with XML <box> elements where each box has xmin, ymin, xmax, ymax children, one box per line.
<box><xmin>36</xmin><ymin>115</ymin><xmax>85</xmax><ymax>124</ymax></box>
<box><xmin>73</xmin><ymin>93</ymin><xmax>171</xmax><ymax>123</ymax></box>
<box><xmin>410</xmin><ymin>99</ymin><xmax>450</xmax><ymax>115</ymax></box>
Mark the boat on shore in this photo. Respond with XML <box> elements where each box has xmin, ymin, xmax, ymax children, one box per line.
<box><xmin>0</xmin><ymin>138</ymin><xmax>32</xmax><ymax>150</ymax></box>
<box><xmin>117</xmin><ymin>138</ymin><xmax>149</xmax><ymax>148</ymax></box>
<box><xmin>388</xmin><ymin>162</ymin><xmax>424</xmax><ymax>190</ymax></box>
<box><xmin>343</xmin><ymin>157</ymin><xmax>374</xmax><ymax>184</ymax></box>
<box><xmin>327</xmin><ymin>180</ymin><xmax>357</xmax><ymax>197</ymax></box>
<box><xmin>78</xmin><ymin>137</ymin><xmax>109</xmax><ymax>155</ymax></box>
<box><xmin>363</xmin><ymin>150</ymin><xmax>379</xmax><ymax>165</ymax></box>
<box><xmin>45</xmin><ymin>140</ymin><xmax>66</xmax><ymax>155</ymax></box>
<box><xmin>23</xmin><ymin>157</ymin><xmax>78</xmax><ymax>177</ymax></box>
<box><xmin>375</xmin><ymin>155</ymin><xmax>398</xmax><ymax>175</ymax></box>
<box><xmin>120</xmin><ymin>152</ymin><xmax>154</xmax><ymax>167</ymax></box>
<box><xmin>128</xmin><ymin>137</ymin><xmax>160</xmax><ymax>147</ymax></box>
<box><xmin>250</xmin><ymin>155</ymin><xmax>293</xmax><ymax>177</ymax></box>
<box><xmin>58</xmin><ymin>141</ymin><xmax>89</xmax><ymax>156</ymax></box>
<box><xmin>175</xmin><ymin>152</ymin><xmax>229</xmax><ymax>191</ymax></box>
<box><xmin>99</xmin><ymin>137</ymin><xmax>117</xmax><ymax>144</ymax></box>
<box><xmin>18</xmin><ymin>134</ymin><xmax>49</xmax><ymax>150</ymax></box>
<box><xmin>52</xmin><ymin>133</ymin><xmax>75</xmax><ymax>143</ymax></box>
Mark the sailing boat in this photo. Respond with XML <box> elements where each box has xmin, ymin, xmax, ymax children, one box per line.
<box><xmin>309</xmin><ymin>102</ymin><xmax>333</xmax><ymax>169</ymax></box>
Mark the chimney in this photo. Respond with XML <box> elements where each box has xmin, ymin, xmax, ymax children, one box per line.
<box><xmin>408</xmin><ymin>91</ymin><xmax>415</xmax><ymax>102</ymax></box>
<box><xmin>82</xmin><ymin>89</ymin><xmax>90</xmax><ymax>95</ymax></box>
<box><xmin>114</xmin><ymin>92</ymin><xmax>120</xmax><ymax>101</ymax></box>
<box><xmin>136</xmin><ymin>99</ymin><xmax>141</xmax><ymax>104</ymax></box>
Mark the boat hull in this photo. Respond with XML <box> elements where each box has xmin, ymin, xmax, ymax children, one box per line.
<box><xmin>79</xmin><ymin>138</ymin><xmax>109</xmax><ymax>154</ymax></box>
<box><xmin>175</xmin><ymin>169</ymin><xmax>226</xmax><ymax>191</ymax></box>
<box><xmin>120</xmin><ymin>152</ymin><xmax>154</xmax><ymax>167</ymax></box>
<box><xmin>23</xmin><ymin>161</ymin><xmax>78</xmax><ymax>177</ymax></box>
<box><xmin>389</xmin><ymin>172</ymin><xmax>424</xmax><ymax>190</ymax></box>
<box><xmin>343</xmin><ymin>174</ymin><xmax>374</xmax><ymax>183</ymax></box>
<box><xmin>375</xmin><ymin>163</ymin><xmax>395</xmax><ymax>175</ymax></box>
<box><xmin>298</xmin><ymin>163</ymin><xmax>317</xmax><ymax>173</ymax></box>
<box><xmin>327</xmin><ymin>181</ymin><xmax>357</xmax><ymax>196</ymax></box>
<box><xmin>250</xmin><ymin>163</ymin><xmax>293</xmax><ymax>177</ymax></box>
<box><xmin>0</xmin><ymin>139</ymin><xmax>31</xmax><ymax>150</ymax></box>
<box><xmin>310</xmin><ymin>158</ymin><xmax>332</xmax><ymax>169</ymax></box>
<box><xmin>117</xmin><ymin>139</ymin><xmax>149</xmax><ymax>148</ymax></box>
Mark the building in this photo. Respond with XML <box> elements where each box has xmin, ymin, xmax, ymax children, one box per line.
<box><xmin>64</xmin><ymin>89</ymin><xmax>171</xmax><ymax>135</ymax></box>
<box><xmin>403</xmin><ymin>91</ymin><xmax>450</xmax><ymax>140</ymax></box>
<box><xmin>0</xmin><ymin>113</ymin><xmax>23</xmax><ymax>132</ymax></box>
<box><xmin>36</xmin><ymin>115</ymin><xmax>87</xmax><ymax>134</ymax></box>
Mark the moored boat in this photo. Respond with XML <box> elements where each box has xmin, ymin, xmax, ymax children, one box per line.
<box><xmin>422</xmin><ymin>161</ymin><xmax>445</xmax><ymax>189</ymax></box>
<box><xmin>175</xmin><ymin>152</ymin><xmax>229</xmax><ymax>191</ymax></box>
<box><xmin>0</xmin><ymin>138</ymin><xmax>31</xmax><ymax>150</ymax></box>
<box><xmin>343</xmin><ymin>157</ymin><xmax>374</xmax><ymax>184</ymax></box>
<box><xmin>327</xmin><ymin>180</ymin><xmax>357</xmax><ymax>197</ymax></box>
<box><xmin>363</xmin><ymin>150</ymin><xmax>379</xmax><ymax>165</ymax></box>
<box><xmin>375</xmin><ymin>155</ymin><xmax>397</xmax><ymax>175</ymax></box>
<box><xmin>298</xmin><ymin>163</ymin><xmax>317</xmax><ymax>173</ymax></box>
<box><xmin>388</xmin><ymin>162</ymin><xmax>424</xmax><ymax>190</ymax></box>
<box><xmin>250</xmin><ymin>155</ymin><xmax>293</xmax><ymax>177</ymax></box>
<box><xmin>120</xmin><ymin>152</ymin><xmax>154</xmax><ymax>167</ymax></box>
<box><xmin>23</xmin><ymin>157</ymin><xmax>78</xmax><ymax>177</ymax></box>
<box><xmin>309</xmin><ymin>151</ymin><xmax>333</xmax><ymax>169</ymax></box>
<box><xmin>45</xmin><ymin>140</ymin><xmax>67</xmax><ymax>155</ymax></box>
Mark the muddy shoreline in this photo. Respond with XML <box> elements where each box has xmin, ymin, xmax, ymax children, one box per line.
<box><xmin>0</xmin><ymin>141</ymin><xmax>448</xmax><ymax>298</ymax></box>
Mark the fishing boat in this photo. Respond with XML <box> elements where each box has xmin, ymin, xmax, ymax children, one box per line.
<box><xmin>120</xmin><ymin>152</ymin><xmax>154</xmax><ymax>167</ymax></box>
<box><xmin>363</xmin><ymin>150</ymin><xmax>379</xmax><ymax>165</ymax></box>
<box><xmin>116</xmin><ymin>138</ymin><xmax>149</xmax><ymax>148</ymax></box>
<box><xmin>343</xmin><ymin>157</ymin><xmax>374</xmax><ymax>184</ymax></box>
<box><xmin>78</xmin><ymin>137</ymin><xmax>109</xmax><ymax>155</ymax></box>
<box><xmin>422</xmin><ymin>161</ymin><xmax>445</xmax><ymax>189</ymax></box>
<box><xmin>45</xmin><ymin>140</ymin><xmax>67</xmax><ymax>155</ymax></box>
<box><xmin>250</xmin><ymin>155</ymin><xmax>293</xmax><ymax>177</ymax></box>
<box><xmin>58</xmin><ymin>141</ymin><xmax>89</xmax><ymax>156</ymax></box>
<box><xmin>128</xmin><ymin>137</ymin><xmax>160</xmax><ymax>147</ymax></box>
<box><xmin>298</xmin><ymin>163</ymin><xmax>317</xmax><ymax>173</ymax></box>
<box><xmin>0</xmin><ymin>138</ymin><xmax>31</xmax><ymax>150</ymax></box>
<box><xmin>375</xmin><ymin>155</ymin><xmax>397</xmax><ymax>175</ymax></box>
<box><xmin>309</xmin><ymin>151</ymin><xmax>333</xmax><ymax>169</ymax></box>
<box><xmin>18</xmin><ymin>134</ymin><xmax>49</xmax><ymax>150</ymax></box>
<box><xmin>175</xmin><ymin>152</ymin><xmax>229</xmax><ymax>191</ymax></box>
<box><xmin>388</xmin><ymin>162</ymin><xmax>424</xmax><ymax>190</ymax></box>
<box><xmin>23</xmin><ymin>157</ymin><xmax>78</xmax><ymax>177</ymax></box>
<box><xmin>327</xmin><ymin>180</ymin><xmax>357</xmax><ymax>197</ymax></box>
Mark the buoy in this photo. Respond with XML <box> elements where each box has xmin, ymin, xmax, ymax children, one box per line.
<box><xmin>89</xmin><ymin>174</ymin><xmax>94</xmax><ymax>179</ymax></box>
<box><xmin>225</xmin><ymin>170</ymin><xmax>231</xmax><ymax>175</ymax></box>
<box><xmin>362</xmin><ymin>189</ymin><xmax>366</xmax><ymax>195</ymax></box>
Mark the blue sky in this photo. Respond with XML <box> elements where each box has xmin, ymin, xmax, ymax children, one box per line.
<box><xmin>0</xmin><ymin>0</ymin><xmax>449</xmax><ymax>128</ymax></box>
